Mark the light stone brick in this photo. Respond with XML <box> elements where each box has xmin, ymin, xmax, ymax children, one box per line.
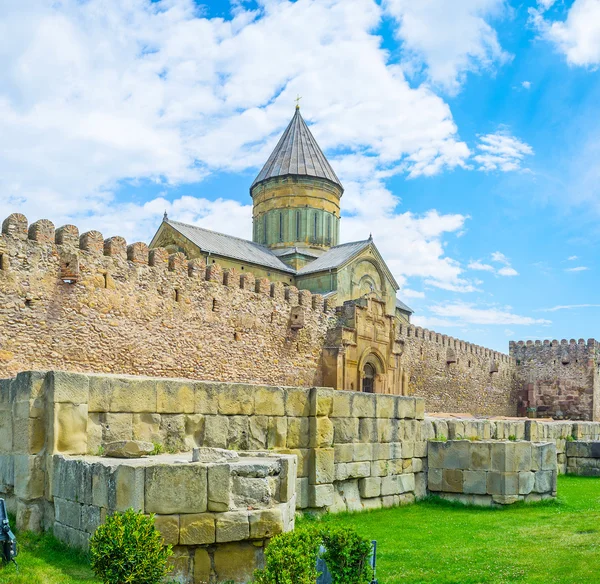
<box><xmin>194</xmin><ymin>548</ymin><xmax>211</xmax><ymax>583</ymax></box>
<box><xmin>309</xmin><ymin>387</ymin><xmax>334</xmax><ymax>417</ymax></box>
<box><xmin>375</xmin><ymin>395</ymin><xmax>395</xmax><ymax>419</ymax></box>
<box><xmin>463</xmin><ymin>470</ymin><xmax>487</xmax><ymax>495</ymax></box>
<box><xmin>179</xmin><ymin>513</ymin><xmax>216</xmax><ymax>545</ymax></box>
<box><xmin>145</xmin><ymin>464</ymin><xmax>207</xmax><ymax>514</ymax></box>
<box><xmin>469</xmin><ymin>442</ymin><xmax>491</xmax><ymax>470</ymax></box>
<box><xmin>213</xmin><ymin>542</ymin><xmax>259</xmax><ymax>583</ymax></box>
<box><xmin>518</xmin><ymin>471</ymin><xmax>535</xmax><ymax>495</ymax></box>
<box><xmin>249</xmin><ymin>508</ymin><xmax>283</xmax><ymax>539</ymax></box>
<box><xmin>333</xmin><ymin>417</ymin><xmax>358</xmax><ymax>444</ymax></box>
<box><xmin>267</xmin><ymin>416</ymin><xmax>287</xmax><ymax>449</ymax></box>
<box><xmin>534</xmin><ymin>470</ymin><xmax>555</xmax><ymax>494</ymax></box>
<box><xmin>194</xmin><ymin>383</ymin><xmax>218</xmax><ymax>415</ymax></box>
<box><xmin>371</xmin><ymin>460</ymin><xmax>390</xmax><ymax>477</ymax></box>
<box><xmin>332</xmin><ymin>391</ymin><xmax>352</xmax><ymax>418</ymax></box>
<box><xmin>359</xmin><ymin>477</ymin><xmax>381</xmax><ymax>498</ymax></box>
<box><xmin>334</xmin><ymin>443</ymin><xmax>354</xmax><ymax>463</ymax></box>
<box><xmin>48</xmin><ymin>372</ymin><xmax>90</xmax><ymax>405</ymax></box>
<box><xmin>442</xmin><ymin>469</ymin><xmax>463</xmax><ymax>493</ymax></box>
<box><xmin>296</xmin><ymin>477</ymin><xmax>309</xmax><ymax>509</ymax></box>
<box><xmin>398</xmin><ymin>473</ymin><xmax>415</xmax><ymax>493</ymax></box>
<box><xmin>216</xmin><ymin>511</ymin><xmax>249</xmax><ymax>542</ymax></box>
<box><xmin>153</xmin><ymin>514</ymin><xmax>180</xmax><ymax>545</ymax></box>
<box><xmin>14</xmin><ymin>454</ymin><xmax>44</xmax><ymax>500</ymax></box>
<box><xmin>204</xmin><ymin>415</ymin><xmax>229</xmax><ymax>449</ymax></box>
<box><xmin>372</xmin><ymin>443</ymin><xmax>390</xmax><ymax>460</ymax></box>
<box><xmin>415</xmin><ymin>398</ymin><xmax>425</xmax><ymax>420</ymax></box>
<box><xmin>286</xmin><ymin>417</ymin><xmax>310</xmax><ymax>448</ymax></box>
<box><xmin>309</xmin><ymin>484</ymin><xmax>334</xmax><ymax>508</ymax></box>
<box><xmin>157</xmin><ymin>381</ymin><xmax>194</xmax><ymax>414</ymax></box>
<box><xmin>103</xmin><ymin>413</ymin><xmax>133</xmax><ymax>443</ymax></box>
<box><xmin>54</xmin><ymin>403</ymin><xmax>88</xmax><ymax>454</ymax></box>
<box><xmin>285</xmin><ymin>388</ymin><xmax>310</xmax><ymax>417</ymax></box>
<box><xmin>358</xmin><ymin>418</ymin><xmax>376</xmax><ymax>443</ymax></box>
<box><xmin>114</xmin><ymin>465</ymin><xmax>145</xmax><ymax>512</ymax></box>
<box><xmin>310</xmin><ymin>448</ymin><xmax>334</xmax><ymax>485</ymax></box>
<box><xmin>345</xmin><ymin>461</ymin><xmax>370</xmax><ymax>479</ymax></box>
<box><xmin>310</xmin><ymin>416</ymin><xmax>334</xmax><ymax>448</ymax></box>
<box><xmin>255</xmin><ymin>386</ymin><xmax>285</xmax><ymax>416</ymax></box>
<box><xmin>395</xmin><ymin>398</ymin><xmax>416</xmax><ymax>419</ymax></box>
<box><xmin>353</xmin><ymin>443</ymin><xmax>373</xmax><ymax>462</ymax></box>
<box><xmin>487</xmin><ymin>471</ymin><xmax>518</xmax><ymax>496</ymax></box>
<box><xmin>217</xmin><ymin>385</ymin><xmax>254</xmax><ymax>416</ymax></box>
<box><xmin>381</xmin><ymin>475</ymin><xmax>399</xmax><ymax>496</ymax></box>
<box><xmin>207</xmin><ymin>464</ymin><xmax>231</xmax><ymax>512</ymax></box>
<box><xmin>352</xmin><ymin>393</ymin><xmax>375</xmax><ymax>418</ymax></box>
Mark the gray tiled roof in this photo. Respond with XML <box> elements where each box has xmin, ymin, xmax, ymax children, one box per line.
<box><xmin>251</xmin><ymin>108</ymin><xmax>343</xmax><ymax>190</ymax></box>
<box><xmin>296</xmin><ymin>240</ymin><xmax>370</xmax><ymax>276</ymax></box>
<box><xmin>396</xmin><ymin>298</ymin><xmax>414</xmax><ymax>314</ymax></box>
<box><xmin>165</xmin><ymin>220</ymin><xmax>295</xmax><ymax>273</ymax></box>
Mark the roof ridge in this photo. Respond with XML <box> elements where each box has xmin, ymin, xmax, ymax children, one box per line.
<box><xmin>167</xmin><ymin>219</ymin><xmax>273</xmax><ymax>251</ymax></box>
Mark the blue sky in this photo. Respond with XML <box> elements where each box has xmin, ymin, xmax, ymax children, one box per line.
<box><xmin>1</xmin><ymin>0</ymin><xmax>600</xmax><ymax>352</ymax></box>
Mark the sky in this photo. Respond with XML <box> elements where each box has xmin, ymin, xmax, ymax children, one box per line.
<box><xmin>1</xmin><ymin>0</ymin><xmax>600</xmax><ymax>353</ymax></box>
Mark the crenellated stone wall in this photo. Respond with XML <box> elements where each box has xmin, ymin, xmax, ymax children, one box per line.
<box><xmin>396</xmin><ymin>325</ymin><xmax>519</xmax><ymax>416</ymax></box>
<box><xmin>0</xmin><ymin>213</ymin><xmax>332</xmax><ymax>387</ymax></box>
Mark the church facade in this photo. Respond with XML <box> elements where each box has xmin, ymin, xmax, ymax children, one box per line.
<box><xmin>150</xmin><ymin>106</ymin><xmax>413</xmax><ymax>323</ymax></box>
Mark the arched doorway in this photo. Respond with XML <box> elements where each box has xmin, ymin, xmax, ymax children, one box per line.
<box><xmin>362</xmin><ymin>363</ymin><xmax>375</xmax><ymax>393</ymax></box>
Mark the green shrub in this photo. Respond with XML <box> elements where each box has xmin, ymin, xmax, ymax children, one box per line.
<box><xmin>431</xmin><ymin>435</ymin><xmax>447</xmax><ymax>442</ymax></box>
<box><xmin>89</xmin><ymin>508</ymin><xmax>172</xmax><ymax>584</ymax></box>
<box><xmin>253</xmin><ymin>527</ymin><xmax>321</xmax><ymax>584</ymax></box>
<box><xmin>321</xmin><ymin>526</ymin><xmax>372</xmax><ymax>584</ymax></box>
<box><xmin>508</xmin><ymin>434</ymin><xmax>517</xmax><ymax>441</ymax></box>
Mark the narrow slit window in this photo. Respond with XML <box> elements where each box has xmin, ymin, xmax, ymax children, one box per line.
<box><xmin>174</xmin><ymin>289</ymin><xmax>180</xmax><ymax>302</ymax></box>
<box><xmin>279</xmin><ymin>212</ymin><xmax>283</xmax><ymax>242</ymax></box>
<box><xmin>296</xmin><ymin>211</ymin><xmax>300</xmax><ymax>240</ymax></box>
<box><xmin>103</xmin><ymin>273</ymin><xmax>108</xmax><ymax>289</ymax></box>
<box><xmin>327</xmin><ymin>215</ymin><xmax>331</xmax><ymax>242</ymax></box>
<box><xmin>314</xmin><ymin>213</ymin><xmax>318</xmax><ymax>240</ymax></box>
<box><xmin>0</xmin><ymin>253</ymin><xmax>4</xmax><ymax>270</ymax></box>
<box><xmin>263</xmin><ymin>215</ymin><xmax>267</xmax><ymax>244</ymax></box>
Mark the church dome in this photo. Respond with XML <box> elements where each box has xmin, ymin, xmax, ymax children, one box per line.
<box><xmin>251</xmin><ymin>107</ymin><xmax>343</xmax><ymax>258</ymax></box>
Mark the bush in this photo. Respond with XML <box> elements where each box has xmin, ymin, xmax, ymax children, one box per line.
<box><xmin>89</xmin><ymin>508</ymin><xmax>172</xmax><ymax>584</ymax></box>
<box><xmin>321</xmin><ymin>526</ymin><xmax>372</xmax><ymax>584</ymax></box>
<box><xmin>253</xmin><ymin>525</ymin><xmax>372</xmax><ymax>584</ymax></box>
<box><xmin>253</xmin><ymin>527</ymin><xmax>321</xmax><ymax>584</ymax></box>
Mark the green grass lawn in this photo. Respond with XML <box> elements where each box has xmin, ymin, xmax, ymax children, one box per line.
<box><xmin>0</xmin><ymin>476</ymin><xmax>598</xmax><ymax>583</ymax></box>
<box><xmin>301</xmin><ymin>475</ymin><xmax>600</xmax><ymax>584</ymax></box>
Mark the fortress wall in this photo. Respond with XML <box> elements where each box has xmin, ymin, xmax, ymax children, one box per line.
<box><xmin>0</xmin><ymin>213</ymin><xmax>331</xmax><ymax>386</ymax></box>
<box><xmin>398</xmin><ymin>325</ymin><xmax>519</xmax><ymax>416</ymax></box>
<box><xmin>510</xmin><ymin>339</ymin><xmax>600</xmax><ymax>421</ymax></box>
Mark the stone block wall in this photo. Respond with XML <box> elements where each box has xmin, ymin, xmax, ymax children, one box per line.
<box><xmin>510</xmin><ymin>339</ymin><xmax>600</xmax><ymax>421</ymax></box>
<box><xmin>426</xmin><ymin>416</ymin><xmax>600</xmax><ymax>474</ymax></box>
<box><xmin>428</xmin><ymin>440</ymin><xmax>557</xmax><ymax>505</ymax></box>
<box><xmin>565</xmin><ymin>441</ymin><xmax>600</xmax><ymax>476</ymax></box>
<box><xmin>397</xmin><ymin>325</ymin><xmax>518</xmax><ymax>416</ymax></box>
<box><xmin>52</xmin><ymin>452</ymin><xmax>296</xmax><ymax>583</ymax></box>
<box><xmin>0</xmin><ymin>370</ymin><xmax>429</xmax><ymax>535</ymax></box>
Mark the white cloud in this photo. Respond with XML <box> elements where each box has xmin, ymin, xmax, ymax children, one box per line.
<box><xmin>474</xmin><ymin>131</ymin><xmax>534</xmax><ymax>172</ymax></box>
<box><xmin>468</xmin><ymin>261</ymin><xmax>495</xmax><ymax>272</ymax></box>
<box><xmin>565</xmin><ymin>266</ymin><xmax>590</xmax><ymax>272</ymax></box>
<box><xmin>468</xmin><ymin>252</ymin><xmax>518</xmax><ymax>277</ymax></box>
<box><xmin>491</xmin><ymin>251</ymin><xmax>510</xmax><ymax>264</ymax></box>
<box><xmin>428</xmin><ymin>302</ymin><xmax>551</xmax><ymax>325</ymax></box>
<box><xmin>0</xmin><ymin>0</ymin><xmax>474</xmax><ymax>247</ymax></box>
<box><xmin>568</xmin><ymin>255</ymin><xmax>579</xmax><ymax>260</ymax></box>
<box><xmin>541</xmin><ymin>303</ymin><xmax>600</xmax><ymax>312</ymax></box>
<box><xmin>497</xmin><ymin>266</ymin><xmax>519</xmax><ymax>276</ymax></box>
<box><xmin>530</xmin><ymin>0</ymin><xmax>600</xmax><ymax>67</ymax></box>
<box><xmin>401</xmin><ymin>289</ymin><xmax>425</xmax><ymax>299</ymax></box>
<box><xmin>521</xmin><ymin>80</ymin><xmax>532</xmax><ymax>89</ymax></box>
<box><xmin>384</xmin><ymin>0</ymin><xmax>510</xmax><ymax>93</ymax></box>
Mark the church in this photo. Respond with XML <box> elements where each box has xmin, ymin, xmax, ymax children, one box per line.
<box><xmin>150</xmin><ymin>105</ymin><xmax>413</xmax><ymax>322</ymax></box>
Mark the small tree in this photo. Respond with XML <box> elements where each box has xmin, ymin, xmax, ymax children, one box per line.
<box><xmin>253</xmin><ymin>527</ymin><xmax>322</xmax><ymax>584</ymax></box>
<box><xmin>89</xmin><ymin>508</ymin><xmax>172</xmax><ymax>584</ymax></box>
<box><xmin>321</xmin><ymin>526</ymin><xmax>372</xmax><ymax>584</ymax></box>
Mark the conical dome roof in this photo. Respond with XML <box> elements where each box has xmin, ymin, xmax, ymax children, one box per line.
<box><xmin>251</xmin><ymin>107</ymin><xmax>343</xmax><ymax>191</ymax></box>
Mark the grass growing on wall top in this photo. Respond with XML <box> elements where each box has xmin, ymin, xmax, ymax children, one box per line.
<box><xmin>1</xmin><ymin>476</ymin><xmax>600</xmax><ymax>583</ymax></box>
<box><xmin>300</xmin><ymin>476</ymin><xmax>600</xmax><ymax>584</ymax></box>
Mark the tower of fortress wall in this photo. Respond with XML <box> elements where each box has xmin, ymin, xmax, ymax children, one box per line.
<box><xmin>509</xmin><ymin>339</ymin><xmax>600</xmax><ymax>421</ymax></box>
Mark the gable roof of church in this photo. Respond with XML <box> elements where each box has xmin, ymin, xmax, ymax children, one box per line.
<box><xmin>163</xmin><ymin>219</ymin><xmax>295</xmax><ymax>273</ymax></box>
<box><xmin>296</xmin><ymin>240</ymin><xmax>371</xmax><ymax>275</ymax></box>
<box><xmin>251</xmin><ymin>107</ymin><xmax>343</xmax><ymax>191</ymax></box>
